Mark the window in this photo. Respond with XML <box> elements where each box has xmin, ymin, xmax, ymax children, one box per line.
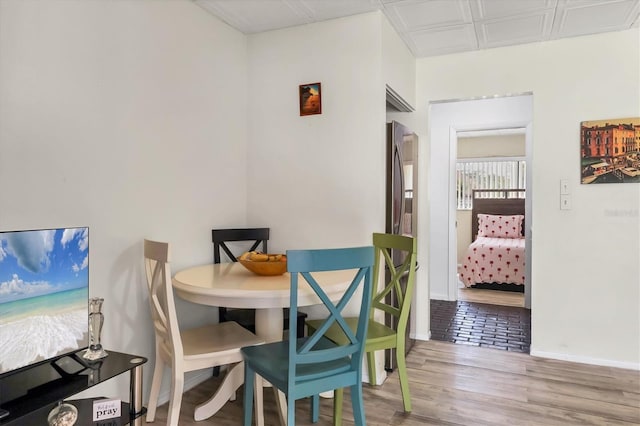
<box><xmin>456</xmin><ymin>158</ymin><xmax>526</xmax><ymax>210</ymax></box>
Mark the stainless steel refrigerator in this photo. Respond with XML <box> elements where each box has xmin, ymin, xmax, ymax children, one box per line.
<box><xmin>385</xmin><ymin>120</ymin><xmax>418</xmax><ymax>371</ymax></box>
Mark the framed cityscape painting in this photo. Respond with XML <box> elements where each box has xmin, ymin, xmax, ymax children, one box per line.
<box><xmin>580</xmin><ymin>117</ymin><xmax>640</xmax><ymax>184</ymax></box>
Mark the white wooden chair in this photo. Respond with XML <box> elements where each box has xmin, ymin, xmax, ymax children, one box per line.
<box><xmin>144</xmin><ymin>239</ymin><xmax>265</xmax><ymax>426</ymax></box>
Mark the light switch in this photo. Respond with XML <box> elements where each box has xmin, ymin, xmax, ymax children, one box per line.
<box><xmin>560</xmin><ymin>179</ymin><xmax>570</xmax><ymax>195</ymax></box>
<box><xmin>560</xmin><ymin>194</ymin><xmax>571</xmax><ymax>210</ymax></box>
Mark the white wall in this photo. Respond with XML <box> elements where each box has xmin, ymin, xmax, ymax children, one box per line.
<box><xmin>417</xmin><ymin>29</ymin><xmax>640</xmax><ymax>368</ymax></box>
<box><xmin>0</xmin><ymin>0</ymin><xmax>248</xmax><ymax>400</ymax></box>
<box><xmin>458</xmin><ymin>134</ymin><xmax>525</xmax><ymax>158</ymax></box>
<box><xmin>382</xmin><ymin>14</ymin><xmax>416</xmax><ymax>108</ymax></box>
<box><xmin>246</xmin><ymin>12</ymin><xmax>386</xmax><ymax>252</ymax></box>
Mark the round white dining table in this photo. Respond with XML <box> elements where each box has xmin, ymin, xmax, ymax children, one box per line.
<box><xmin>171</xmin><ymin>261</ymin><xmax>355</xmax><ymax>425</ymax></box>
<box><xmin>173</xmin><ymin>261</ymin><xmax>355</xmax><ymax>343</ymax></box>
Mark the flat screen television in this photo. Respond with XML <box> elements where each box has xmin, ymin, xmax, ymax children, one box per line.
<box><xmin>0</xmin><ymin>227</ymin><xmax>89</xmax><ymax>376</ymax></box>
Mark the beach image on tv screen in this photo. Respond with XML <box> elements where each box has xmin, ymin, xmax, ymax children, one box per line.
<box><xmin>0</xmin><ymin>227</ymin><xmax>89</xmax><ymax>374</ymax></box>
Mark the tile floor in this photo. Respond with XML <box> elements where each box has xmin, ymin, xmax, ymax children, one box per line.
<box><xmin>430</xmin><ymin>299</ymin><xmax>531</xmax><ymax>353</ymax></box>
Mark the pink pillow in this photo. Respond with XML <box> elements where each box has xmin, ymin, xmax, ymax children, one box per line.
<box><xmin>477</xmin><ymin>214</ymin><xmax>523</xmax><ymax>238</ymax></box>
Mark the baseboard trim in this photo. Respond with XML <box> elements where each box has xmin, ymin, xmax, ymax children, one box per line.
<box><xmin>413</xmin><ymin>332</ymin><xmax>431</xmax><ymax>341</ymax></box>
<box><xmin>429</xmin><ymin>292</ymin><xmax>449</xmax><ymax>301</ymax></box>
<box><xmin>530</xmin><ymin>348</ymin><xmax>640</xmax><ymax>371</ymax></box>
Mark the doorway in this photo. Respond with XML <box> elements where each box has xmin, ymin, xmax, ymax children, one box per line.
<box><xmin>427</xmin><ymin>94</ymin><xmax>533</xmax><ymax>353</ymax></box>
<box><xmin>427</xmin><ymin>94</ymin><xmax>533</xmax><ymax>308</ymax></box>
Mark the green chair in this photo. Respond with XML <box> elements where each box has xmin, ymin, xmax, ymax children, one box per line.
<box><xmin>241</xmin><ymin>246</ymin><xmax>375</xmax><ymax>426</ymax></box>
<box><xmin>307</xmin><ymin>232</ymin><xmax>417</xmax><ymax>419</ymax></box>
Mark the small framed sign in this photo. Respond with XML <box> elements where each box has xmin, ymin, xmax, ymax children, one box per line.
<box><xmin>299</xmin><ymin>82</ymin><xmax>322</xmax><ymax>116</ymax></box>
<box><xmin>93</xmin><ymin>398</ymin><xmax>121</xmax><ymax>422</ymax></box>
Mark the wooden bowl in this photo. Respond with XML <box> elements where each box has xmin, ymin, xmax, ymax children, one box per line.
<box><xmin>239</xmin><ymin>255</ymin><xmax>287</xmax><ymax>276</ymax></box>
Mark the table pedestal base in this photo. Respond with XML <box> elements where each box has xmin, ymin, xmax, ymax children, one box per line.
<box><xmin>255</xmin><ymin>308</ymin><xmax>284</xmax><ymax>343</ymax></box>
<box><xmin>194</xmin><ymin>363</ymin><xmax>264</xmax><ymax>426</ymax></box>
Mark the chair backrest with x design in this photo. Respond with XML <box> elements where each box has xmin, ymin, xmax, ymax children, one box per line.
<box><xmin>370</xmin><ymin>232</ymin><xmax>417</xmax><ymax>337</ymax></box>
<box><xmin>212</xmin><ymin>227</ymin><xmax>270</xmax><ymax>329</ymax></box>
<box><xmin>287</xmin><ymin>247</ymin><xmax>374</xmax><ymax>375</ymax></box>
<box><xmin>212</xmin><ymin>228</ymin><xmax>269</xmax><ymax>263</ymax></box>
<box><xmin>144</xmin><ymin>239</ymin><xmax>183</xmax><ymax>359</ymax></box>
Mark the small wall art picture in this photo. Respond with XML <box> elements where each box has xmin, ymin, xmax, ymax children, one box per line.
<box><xmin>299</xmin><ymin>82</ymin><xmax>321</xmax><ymax>116</ymax></box>
<box><xmin>580</xmin><ymin>117</ymin><xmax>640</xmax><ymax>184</ymax></box>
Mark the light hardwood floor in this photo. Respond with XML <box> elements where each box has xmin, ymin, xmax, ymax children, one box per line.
<box><xmin>144</xmin><ymin>340</ymin><xmax>640</xmax><ymax>425</ymax></box>
<box><xmin>457</xmin><ymin>286</ymin><xmax>525</xmax><ymax>307</ymax></box>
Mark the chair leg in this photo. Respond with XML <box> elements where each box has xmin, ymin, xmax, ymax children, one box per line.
<box><xmin>396</xmin><ymin>348</ymin><xmax>412</xmax><ymax>413</ymax></box>
<box><xmin>349</xmin><ymin>383</ymin><xmax>366</xmax><ymax>426</ymax></box>
<box><xmin>254</xmin><ymin>374</ymin><xmax>264</xmax><ymax>426</ymax></box>
<box><xmin>311</xmin><ymin>394</ymin><xmax>320</xmax><ymax>423</ymax></box>
<box><xmin>243</xmin><ymin>365</ymin><xmax>255</xmax><ymax>426</ymax></box>
<box><xmin>274</xmin><ymin>389</ymin><xmax>287</xmax><ymax>425</ymax></box>
<box><xmin>145</xmin><ymin>349</ymin><xmax>164</xmax><ymax>422</ymax></box>
<box><xmin>168</xmin><ymin>367</ymin><xmax>184</xmax><ymax>426</ymax></box>
<box><xmin>333</xmin><ymin>388</ymin><xmax>344</xmax><ymax>426</ymax></box>
<box><xmin>366</xmin><ymin>351</ymin><xmax>377</xmax><ymax>386</ymax></box>
<box><xmin>287</xmin><ymin>395</ymin><xmax>296</xmax><ymax>426</ymax></box>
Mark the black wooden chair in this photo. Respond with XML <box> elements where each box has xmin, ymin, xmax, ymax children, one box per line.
<box><xmin>212</xmin><ymin>228</ymin><xmax>307</xmax><ymax>338</ymax></box>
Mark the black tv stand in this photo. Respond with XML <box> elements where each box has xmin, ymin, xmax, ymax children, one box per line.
<box><xmin>50</xmin><ymin>352</ymin><xmax>93</xmax><ymax>378</ymax></box>
<box><xmin>0</xmin><ymin>349</ymin><xmax>146</xmax><ymax>425</ymax></box>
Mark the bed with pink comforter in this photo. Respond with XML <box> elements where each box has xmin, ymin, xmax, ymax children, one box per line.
<box><xmin>459</xmin><ymin>236</ymin><xmax>526</xmax><ymax>287</ymax></box>
<box><xmin>461</xmin><ymin>190</ymin><xmax>527</xmax><ymax>288</ymax></box>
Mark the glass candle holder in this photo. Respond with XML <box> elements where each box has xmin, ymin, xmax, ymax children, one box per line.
<box><xmin>47</xmin><ymin>401</ymin><xmax>78</xmax><ymax>426</ymax></box>
<box><xmin>82</xmin><ymin>297</ymin><xmax>108</xmax><ymax>361</ymax></box>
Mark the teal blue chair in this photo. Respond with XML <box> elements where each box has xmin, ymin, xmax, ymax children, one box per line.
<box><xmin>241</xmin><ymin>246</ymin><xmax>375</xmax><ymax>426</ymax></box>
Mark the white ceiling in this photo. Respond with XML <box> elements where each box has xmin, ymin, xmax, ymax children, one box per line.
<box><xmin>194</xmin><ymin>0</ymin><xmax>640</xmax><ymax>58</ymax></box>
